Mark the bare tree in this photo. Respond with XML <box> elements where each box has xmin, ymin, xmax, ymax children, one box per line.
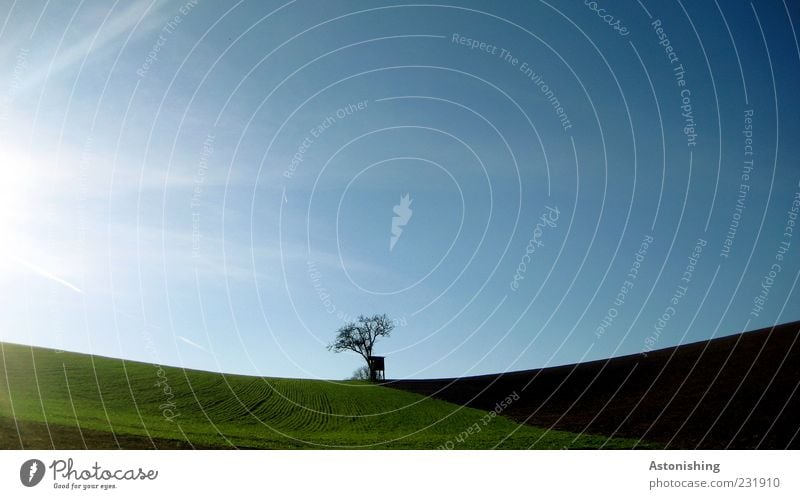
<box><xmin>328</xmin><ymin>314</ymin><xmax>393</xmax><ymax>381</ymax></box>
<box><xmin>348</xmin><ymin>365</ymin><xmax>370</xmax><ymax>381</ymax></box>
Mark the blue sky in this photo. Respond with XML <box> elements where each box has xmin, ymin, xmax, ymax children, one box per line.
<box><xmin>0</xmin><ymin>0</ymin><xmax>798</xmax><ymax>379</ymax></box>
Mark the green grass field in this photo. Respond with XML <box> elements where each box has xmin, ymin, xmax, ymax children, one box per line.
<box><xmin>0</xmin><ymin>342</ymin><xmax>650</xmax><ymax>449</ymax></box>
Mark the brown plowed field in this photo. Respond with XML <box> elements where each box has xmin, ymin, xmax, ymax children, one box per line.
<box><xmin>389</xmin><ymin>321</ymin><xmax>800</xmax><ymax>449</ymax></box>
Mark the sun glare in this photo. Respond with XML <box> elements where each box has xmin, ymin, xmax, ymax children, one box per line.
<box><xmin>2</xmin><ymin>147</ymin><xmax>54</xmax><ymax>275</ymax></box>
<box><xmin>0</xmin><ymin>144</ymin><xmax>84</xmax><ymax>293</ymax></box>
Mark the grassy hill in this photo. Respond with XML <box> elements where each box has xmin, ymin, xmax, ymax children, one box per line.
<box><xmin>0</xmin><ymin>342</ymin><xmax>648</xmax><ymax>449</ymax></box>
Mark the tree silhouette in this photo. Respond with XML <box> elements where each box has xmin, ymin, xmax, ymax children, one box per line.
<box><xmin>348</xmin><ymin>365</ymin><xmax>370</xmax><ymax>381</ymax></box>
<box><xmin>328</xmin><ymin>314</ymin><xmax>393</xmax><ymax>381</ymax></box>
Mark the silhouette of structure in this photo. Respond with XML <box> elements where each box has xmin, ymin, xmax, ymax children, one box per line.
<box><xmin>368</xmin><ymin>356</ymin><xmax>385</xmax><ymax>381</ymax></box>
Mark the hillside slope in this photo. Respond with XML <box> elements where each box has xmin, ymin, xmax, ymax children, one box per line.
<box><xmin>0</xmin><ymin>342</ymin><xmax>645</xmax><ymax>449</ymax></box>
<box><xmin>390</xmin><ymin>321</ymin><xmax>800</xmax><ymax>449</ymax></box>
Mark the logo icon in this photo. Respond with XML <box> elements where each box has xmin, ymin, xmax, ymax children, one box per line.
<box><xmin>390</xmin><ymin>194</ymin><xmax>413</xmax><ymax>251</ymax></box>
<box><xmin>20</xmin><ymin>459</ymin><xmax>45</xmax><ymax>487</ymax></box>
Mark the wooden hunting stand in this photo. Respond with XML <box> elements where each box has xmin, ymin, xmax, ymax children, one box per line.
<box><xmin>368</xmin><ymin>356</ymin><xmax>385</xmax><ymax>381</ymax></box>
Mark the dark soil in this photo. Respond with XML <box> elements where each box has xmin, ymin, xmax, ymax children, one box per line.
<box><xmin>0</xmin><ymin>415</ymin><xmax>206</xmax><ymax>449</ymax></box>
<box><xmin>389</xmin><ymin>321</ymin><xmax>800</xmax><ymax>449</ymax></box>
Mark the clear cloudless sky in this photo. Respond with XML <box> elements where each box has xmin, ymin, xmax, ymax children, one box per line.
<box><xmin>0</xmin><ymin>0</ymin><xmax>798</xmax><ymax>379</ymax></box>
